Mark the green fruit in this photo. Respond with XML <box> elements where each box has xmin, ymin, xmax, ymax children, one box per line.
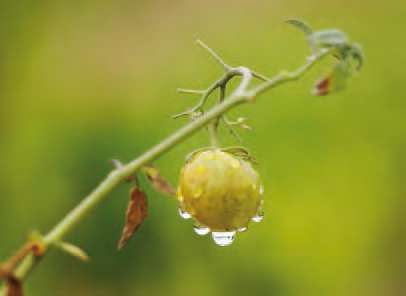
<box><xmin>177</xmin><ymin>149</ymin><xmax>263</xmax><ymax>231</ymax></box>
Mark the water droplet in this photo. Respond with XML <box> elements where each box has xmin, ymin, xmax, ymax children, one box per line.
<box><xmin>238</xmin><ymin>226</ymin><xmax>248</xmax><ymax>232</ymax></box>
<box><xmin>178</xmin><ymin>207</ymin><xmax>191</xmax><ymax>219</ymax></box>
<box><xmin>252</xmin><ymin>212</ymin><xmax>264</xmax><ymax>223</ymax></box>
<box><xmin>212</xmin><ymin>231</ymin><xmax>236</xmax><ymax>246</ymax></box>
<box><xmin>176</xmin><ymin>187</ymin><xmax>184</xmax><ymax>201</ymax></box>
<box><xmin>193</xmin><ymin>225</ymin><xmax>210</xmax><ymax>236</ymax></box>
<box><xmin>259</xmin><ymin>184</ymin><xmax>264</xmax><ymax>195</ymax></box>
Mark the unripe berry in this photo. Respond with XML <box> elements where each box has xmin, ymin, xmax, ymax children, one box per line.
<box><xmin>177</xmin><ymin>149</ymin><xmax>264</xmax><ymax>234</ymax></box>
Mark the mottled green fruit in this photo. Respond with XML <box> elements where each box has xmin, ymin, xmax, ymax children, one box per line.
<box><xmin>177</xmin><ymin>149</ymin><xmax>263</xmax><ymax>231</ymax></box>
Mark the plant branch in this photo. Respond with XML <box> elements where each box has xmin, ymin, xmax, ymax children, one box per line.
<box><xmin>248</xmin><ymin>48</ymin><xmax>332</xmax><ymax>98</ymax></box>
<box><xmin>196</xmin><ymin>39</ymin><xmax>231</xmax><ymax>71</ymax></box>
<box><xmin>251</xmin><ymin>70</ymin><xmax>271</xmax><ymax>82</ymax></box>
<box><xmin>176</xmin><ymin>88</ymin><xmax>205</xmax><ymax>95</ymax></box>
<box><xmin>0</xmin><ymin>41</ymin><xmax>338</xmax><ymax>295</ymax></box>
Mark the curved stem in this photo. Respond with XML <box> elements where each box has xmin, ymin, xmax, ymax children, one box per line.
<box><xmin>0</xmin><ymin>46</ymin><xmax>335</xmax><ymax>294</ymax></box>
<box><xmin>248</xmin><ymin>48</ymin><xmax>332</xmax><ymax>98</ymax></box>
<box><xmin>9</xmin><ymin>91</ymin><xmax>247</xmax><ymax>283</ymax></box>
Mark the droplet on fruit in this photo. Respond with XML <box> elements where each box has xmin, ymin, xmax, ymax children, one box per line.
<box><xmin>212</xmin><ymin>231</ymin><xmax>236</xmax><ymax>246</ymax></box>
<box><xmin>259</xmin><ymin>184</ymin><xmax>264</xmax><ymax>195</ymax></box>
<box><xmin>252</xmin><ymin>211</ymin><xmax>264</xmax><ymax>223</ymax></box>
<box><xmin>178</xmin><ymin>207</ymin><xmax>192</xmax><ymax>219</ymax></box>
<box><xmin>193</xmin><ymin>225</ymin><xmax>210</xmax><ymax>236</ymax></box>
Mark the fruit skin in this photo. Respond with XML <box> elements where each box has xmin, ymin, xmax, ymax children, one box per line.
<box><xmin>177</xmin><ymin>149</ymin><xmax>263</xmax><ymax>231</ymax></box>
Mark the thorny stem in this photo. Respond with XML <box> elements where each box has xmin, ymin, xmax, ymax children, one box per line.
<box><xmin>0</xmin><ymin>40</ymin><xmax>336</xmax><ymax>294</ymax></box>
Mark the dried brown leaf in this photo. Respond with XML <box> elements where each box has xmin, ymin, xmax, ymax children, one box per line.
<box><xmin>313</xmin><ymin>76</ymin><xmax>332</xmax><ymax>96</ymax></box>
<box><xmin>117</xmin><ymin>187</ymin><xmax>148</xmax><ymax>250</ymax></box>
<box><xmin>313</xmin><ymin>61</ymin><xmax>350</xmax><ymax>96</ymax></box>
<box><xmin>6</xmin><ymin>276</ymin><xmax>23</xmax><ymax>296</ymax></box>
<box><xmin>143</xmin><ymin>165</ymin><xmax>176</xmax><ymax>196</ymax></box>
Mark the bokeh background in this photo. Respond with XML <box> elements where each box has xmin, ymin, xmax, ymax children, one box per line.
<box><xmin>1</xmin><ymin>0</ymin><xmax>405</xmax><ymax>295</ymax></box>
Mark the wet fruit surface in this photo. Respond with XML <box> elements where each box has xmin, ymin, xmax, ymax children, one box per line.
<box><xmin>177</xmin><ymin>149</ymin><xmax>263</xmax><ymax>234</ymax></box>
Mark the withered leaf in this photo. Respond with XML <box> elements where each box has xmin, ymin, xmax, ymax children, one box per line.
<box><xmin>313</xmin><ymin>75</ymin><xmax>332</xmax><ymax>96</ymax></box>
<box><xmin>117</xmin><ymin>187</ymin><xmax>148</xmax><ymax>250</ymax></box>
<box><xmin>313</xmin><ymin>61</ymin><xmax>350</xmax><ymax>96</ymax></box>
<box><xmin>6</xmin><ymin>276</ymin><xmax>23</xmax><ymax>296</ymax></box>
<box><xmin>143</xmin><ymin>165</ymin><xmax>176</xmax><ymax>197</ymax></box>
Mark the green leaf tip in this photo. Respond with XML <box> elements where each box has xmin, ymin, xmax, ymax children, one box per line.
<box><xmin>311</xmin><ymin>29</ymin><xmax>348</xmax><ymax>47</ymax></box>
<box><xmin>286</xmin><ymin>19</ymin><xmax>313</xmax><ymax>35</ymax></box>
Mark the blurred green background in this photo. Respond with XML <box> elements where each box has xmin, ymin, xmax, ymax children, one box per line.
<box><xmin>1</xmin><ymin>0</ymin><xmax>405</xmax><ymax>295</ymax></box>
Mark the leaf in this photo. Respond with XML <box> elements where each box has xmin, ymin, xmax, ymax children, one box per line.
<box><xmin>349</xmin><ymin>42</ymin><xmax>364</xmax><ymax>70</ymax></box>
<box><xmin>286</xmin><ymin>19</ymin><xmax>313</xmax><ymax>35</ymax></box>
<box><xmin>6</xmin><ymin>276</ymin><xmax>23</xmax><ymax>296</ymax></box>
<box><xmin>56</xmin><ymin>242</ymin><xmax>90</xmax><ymax>262</ymax></box>
<box><xmin>311</xmin><ymin>29</ymin><xmax>348</xmax><ymax>47</ymax></box>
<box><xmin>185</xmin><ymin>147</ymin><xmax>212</xmax><ymax>163</ymax></box>
<box><xmin>221</xmin><ymin>146</ymin><xmax>258</xmax><ymax>165</ymax></box>
<box><xmin>313</xmin><ymin>61</ymin><xmax>350</xmax><ymax>96</ymax></box>
<box><xmin>143</xmin><ymin>165</ymin><xmax>176</xmax><ymax>197</ymax></box>
<box><xmin>117</xmin><ymin>187</ymin><xmax>148</xmax><ymax>250</ymax></box>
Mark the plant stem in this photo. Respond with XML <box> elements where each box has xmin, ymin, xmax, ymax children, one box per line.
<box><xmin>0</xmin><ymin>46</ymin><xmax>334</xmax><ymax>293</ymax></box>
<box><xmin>11</xmin><ymin>87</ymin><xmax>247</xmax><ymax>283</ymax></box>
<box><xmin>207</xmin><ymin>122</ymin><xmax>220</xmax><ymax>147</ymax></box>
